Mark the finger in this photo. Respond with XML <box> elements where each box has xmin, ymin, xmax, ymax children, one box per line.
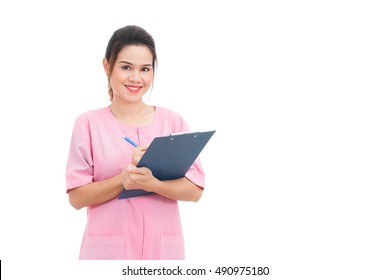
<box><xmin>133</xmin><ymin>167</ymin><xmax>151</xmax><ymax>176</ymax></box>
<box><xmin>138</xmin><ymin>144</ymin><xmax>149</xmax><ymax>151</ymax></box>
<box><xmin>126</xmin><ymin>164</ymin><xmax>136</xmax><ymax>173</ymax></box>
<box><xmin>134</xmin><ymin>144</ymin><xmax>149</xmax><ymax>154</ymax></box>
<box><xmin>122</xmin><ymin>166</ymin><xmax>131</xmax><ymax>189</ymax></box>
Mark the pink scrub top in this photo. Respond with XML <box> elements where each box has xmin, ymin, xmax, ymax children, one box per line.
<box><xmin>65</xmin><ymin>106</ymin><xmax>205</xmax><ymax>260</ymax></box>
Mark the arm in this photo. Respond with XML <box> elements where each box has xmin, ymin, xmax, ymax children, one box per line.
<box><xmin>152</xmin><ymin>177</ymin><xmax>203</xmax><ymax>202</ymax></box>
<box><xmin>67</xmin><ymin>144</ymin><xmax>149</xmax><ymax>210</ymax></box>
<box><xmin>68</xmin><ymin>174</ymin><xmax>123</xmax><ymax>210</ymax></box>
<box><xmin>67</xmin><ymin>145</ymin><xmax>151</xmax><ymax>209</ymax></box>
<box><xmin>122</xmin><ymin>164</ymin><xmax>203</xmax><ymax>202</ymax></box>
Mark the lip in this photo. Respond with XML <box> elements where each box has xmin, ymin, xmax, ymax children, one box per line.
<box><xmin>125</xmin><ymin>85</ymin><xmax>142</xmax><ymax>94</ymax></box>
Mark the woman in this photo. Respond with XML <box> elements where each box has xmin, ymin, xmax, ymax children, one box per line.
<box><xmin>65</xmin><ymin>25</ymin><xmax>204</xmax><ymax>260</ymax></box>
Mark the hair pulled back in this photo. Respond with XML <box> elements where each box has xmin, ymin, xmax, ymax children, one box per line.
<box><xmin>105</xmin><ymin>25</ymin><xmax>157</xmax><ymax>99</ymax></box>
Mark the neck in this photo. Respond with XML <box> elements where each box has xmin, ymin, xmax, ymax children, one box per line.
<box><xmin>109</xmin><ymin>100</ymin><xmax>155</xmax><ymax>126</ymax></box>
<box><xmin>110</xmin><ymin>99</ymin><xmax>147</xmax><ymax>118</ymax></box>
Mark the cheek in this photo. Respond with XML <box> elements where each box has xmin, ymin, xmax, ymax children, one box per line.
<box><xmin>110</xmin><ymin>70</ymin><xmax>125</xmax><ymax>85</ymax></box>
<box><xmin>142</xmin><ymin>72</ymin><xmax>154</xmax><ymax>84</ymax></box>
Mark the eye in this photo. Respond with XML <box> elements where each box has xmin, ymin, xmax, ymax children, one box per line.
<box><xmin>142</xmin><ymin>67</ymin><xmax>151</xmax><ymax>72</ymax></box>
<box><xmin>121</xmin><ymin>65</ymin><xmax>131</xmax><ymax>70</ymax></box>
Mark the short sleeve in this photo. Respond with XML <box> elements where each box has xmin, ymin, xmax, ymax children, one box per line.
<box><xmin>174</xmin><ymin>113</ymin><xmax>205</xmax><ymax>189</ymax></box>
<box><xmin>65</xmin><ymin>116</ymin><xmax>94</xmax><ymax>192</ymax></box>
<box><xmin>185</xmin><ymin>158</ymin><xmax>205</xmax><ymax>190</ymax></box>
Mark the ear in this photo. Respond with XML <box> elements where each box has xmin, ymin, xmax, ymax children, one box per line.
<box><xmin>103</xmin><ymin>58</ymin><xmax>109</xmax><ymax>76</ymax></box>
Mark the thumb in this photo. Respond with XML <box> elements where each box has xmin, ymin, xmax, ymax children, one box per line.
<box><xmin>126</xmin><ymin>164</ymin><xmax>136</xmax><ymax>173</ymax></box>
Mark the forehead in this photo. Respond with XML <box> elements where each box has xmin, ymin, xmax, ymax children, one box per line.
<box><xmin>116</xmin><ymin>45</ymin><xmax>153</xmax><ymax>64</ymax></box>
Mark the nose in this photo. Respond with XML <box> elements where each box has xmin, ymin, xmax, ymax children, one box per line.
<box><xmin>128</xmin><ymin>70</ymin><xmax>141</xmax><ymax>83</ymax></box>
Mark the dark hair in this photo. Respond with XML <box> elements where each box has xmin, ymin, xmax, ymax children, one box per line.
<box><xmin>105</xmin><ymin>25</ymin><xmax>157</xmax><ymax>99</ymax></box>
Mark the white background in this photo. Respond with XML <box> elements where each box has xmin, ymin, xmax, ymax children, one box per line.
<box><xmin>0</xmin><ymin>0</ymin><xmax>389</xmax><ymax>279</ymax></box>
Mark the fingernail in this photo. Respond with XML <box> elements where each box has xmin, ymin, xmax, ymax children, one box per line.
<box><xmin>127</xmin><ymin>164</ymin><xmax>134</xmax><ymax>172</ymax></box>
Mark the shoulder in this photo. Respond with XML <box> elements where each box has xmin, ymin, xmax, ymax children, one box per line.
<box><xmin>156</xmin><ymin>106</ymin><xmax>188</xmax><ymax>125</ymax></box>
<box><xmin>155</xmin><ymin>106</ymin><xmax>189</xmax><ymax>132</ymax></box>
<box><xmin>156</xmin><ymin>106</ymin><xmax>184</xmax><ymax>120</ymax></box>
<box><xmin>74</xmin><ymin>107</ymin><xmax>108</xmax><ymax>124</ymax></box>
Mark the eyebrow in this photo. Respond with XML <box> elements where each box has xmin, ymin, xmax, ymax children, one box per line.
<box><xmin>118</xmin><ymin>61</ymin><xmax>153</xmax><ymax>67</ymax></box>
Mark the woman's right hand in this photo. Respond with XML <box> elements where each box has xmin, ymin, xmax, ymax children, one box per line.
<box><xmin>132</xmin><ymin>144</ymin><xmax>149</xmax><ymax>165</ymax></box>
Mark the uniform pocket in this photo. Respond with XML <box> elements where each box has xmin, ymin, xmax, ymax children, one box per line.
<box><xmin>80</xmin><ymin>234</ymin><xmax>126</xmax><ymax>260</ymax></box>
<box><xmin>160</xmin><ymin>234</ymin><xmax>185</xmax><ymax>260</ymax></box>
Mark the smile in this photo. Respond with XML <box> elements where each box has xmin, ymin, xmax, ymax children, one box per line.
<box><xmin>125</xmin><ymin>85</ymin><xmax>142</xmax><ymax>93</ymax></box>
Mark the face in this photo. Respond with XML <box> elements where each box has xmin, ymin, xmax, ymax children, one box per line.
<box><xmin>105</xmin><ymin>45</ymin><xmax>154</xmax><ymax>103</ymax></box>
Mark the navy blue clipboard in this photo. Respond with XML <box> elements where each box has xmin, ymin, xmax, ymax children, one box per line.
<box><xmin>118</xmin><ymin>130</ymin><xmax>216</xmax><ymax>199</ymax></box>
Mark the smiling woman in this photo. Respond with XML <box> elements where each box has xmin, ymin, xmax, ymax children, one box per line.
<box><xmin>117</xmin><ymin>59</ymin><xmax>152</xmax><ymax>93</ymax></box>
<box><xmin>103</xmin><ymin>25</ymin><xmax>157</xmax><ymax>101</ymax></box>
<box><xmin>65</xmin><ymin>25</ymin><xmax>205</xmax><ymax>260</ymax></box>
<box><xmin>104</xmin><ymin>45</ymin><xmax>155</xmax><ymax>112</ymax></box>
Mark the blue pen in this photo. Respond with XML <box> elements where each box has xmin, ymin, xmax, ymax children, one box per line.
<box><xmin>123</xmin><ymin>136</ymin><xmax>139</xmax><ymax>147</ymax></box>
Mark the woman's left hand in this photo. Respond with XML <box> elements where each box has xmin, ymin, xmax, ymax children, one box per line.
<box><xmin>121</xmin><ymin>164</ymin><xmax>156</xmax><ymax>191</ymax></box>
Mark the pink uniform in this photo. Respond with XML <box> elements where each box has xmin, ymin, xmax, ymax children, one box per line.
<box><xmin>66</xmin><ymin>106</ymin><xmax>205</xmax><ymax>260</ymax></box>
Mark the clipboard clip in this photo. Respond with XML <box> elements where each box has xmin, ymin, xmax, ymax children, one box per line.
<box><xmin>169</xmin><ymin>131</ymin><xmax>200</xmax><ymax>136</ymax></box>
